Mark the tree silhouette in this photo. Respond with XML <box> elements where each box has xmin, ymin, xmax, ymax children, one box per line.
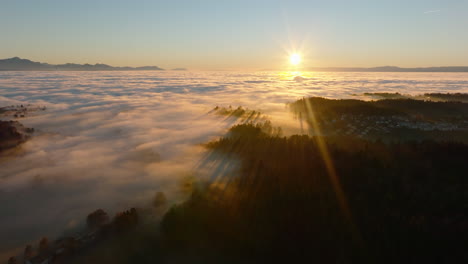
<box><xmin>24</xmin><ymin>245</ymin><xmax>33</xmax><ymax>260</ymax></box>
<box><xmin>39</xmin><ymin>237</ymin><xmax>49</xmax><ymax>254</ymax></box>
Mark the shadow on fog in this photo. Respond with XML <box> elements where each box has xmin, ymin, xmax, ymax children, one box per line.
<box><xmin>2</xmin><ymin>69</ymin><xmax>466</xmax><ymax>262</ymax></box>
<box><xmin>158</xmin><ymin>120</ymin><xmax>468</xmax><ymax>263</ymax></box>
<box><xmin>153</xmin><ymin>96</ymin><xmax>468</xmax><ymax>263</ymax></box>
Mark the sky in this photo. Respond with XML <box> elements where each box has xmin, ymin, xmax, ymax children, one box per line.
<box><xmin>0</xmin><ymin>0</ymin><xmax>467</xmax><ymax>70</ymax></box>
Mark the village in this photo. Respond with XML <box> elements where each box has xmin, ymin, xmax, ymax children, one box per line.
<box><xmin>317</xmin><ymin>114</ymin><xmax>468</xmax><ymax>138</ymax></box>
<box><xmin>7</xmin><ymin>208</ymin><xmax>140</xmax><ymax>264</ymax></box>
<box><xmin>0</xmin><ymin>105</ymin><xmax>47</xmax><ymax>119</ymax></box>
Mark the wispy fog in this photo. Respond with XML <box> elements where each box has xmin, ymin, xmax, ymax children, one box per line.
<box><xmin>1</xmin><ymin>71</ymin><xmax>467</xmax><ymax>255</ymax></box>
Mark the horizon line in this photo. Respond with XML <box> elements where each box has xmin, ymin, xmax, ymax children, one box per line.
<box><xmin>2</xmin><ymin>57</ymin><xmax>468</xmax><ymax>72</ymax></box>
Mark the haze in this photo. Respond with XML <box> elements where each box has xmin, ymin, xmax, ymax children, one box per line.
<box><xmin>1</xmin><ymin>0</ymin><xmax>468</xmax><ymax>70</ymax></box>
<box><xmin>1</xmin><ymin>1</ymin><xmax>468</xmax><ymax>263</ymax></box>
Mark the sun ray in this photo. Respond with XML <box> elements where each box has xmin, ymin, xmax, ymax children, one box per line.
<box><xmin>302</xmin><ymin>98</ymin><xmax>352</xmax><ymax>221</ymax></box>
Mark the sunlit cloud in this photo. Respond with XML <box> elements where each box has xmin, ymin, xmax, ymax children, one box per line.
<box><xmin>0</xmin><ymin>71</ymin><xmax>467</xmax><ymax>256</ymax></box>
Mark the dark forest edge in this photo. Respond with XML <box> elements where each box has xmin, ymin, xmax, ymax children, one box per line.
<box><xmin>0</xmin><ymin>121</ymin><xmax>34</xmax><ymax>153</ymax></box>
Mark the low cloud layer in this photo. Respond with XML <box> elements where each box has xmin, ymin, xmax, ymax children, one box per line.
<box><xmin>424</xmin><ymin>9</ymin><xmax>441</xmax><ymax>14</ymax></box>
<box><xmin>0</xmin><ymin>71</ymin><xmax>467</xmax><ymax>256</ymax></box>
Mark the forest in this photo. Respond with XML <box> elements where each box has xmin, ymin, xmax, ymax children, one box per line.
<box><xmin>8</xmin><ymin>97</ymin><xmax>468</xmax><ymax>264</ymax></box>
<box><xmin>56</xmin><ymin>120</ymin><xmax>468</xmax><ymax>264</ymax></box>
<box><xmin>159</xmin><ymin>122</ymin><xmax>468</xmax><ymax>263</ymax></box>
<box><xmin>289</xmin><ymin>97</ymin><xmax>468</xmax><ymax>120</ymax></box>
<box><xmin>289</xmin><ymin>97</ymin><xmax>468</xmax><ymax>142</ymax></box>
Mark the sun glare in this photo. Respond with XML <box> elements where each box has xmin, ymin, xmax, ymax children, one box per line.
<box><xmin>290</xmin><ymin>53</ymin><xmax>302</xmax><ymax>66</ymax></box>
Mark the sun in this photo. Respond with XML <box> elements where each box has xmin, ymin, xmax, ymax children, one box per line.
<box><xmin>289</xmin><ymin>53</ymin><xmax>302</xmax><ymax>66</ymax></box>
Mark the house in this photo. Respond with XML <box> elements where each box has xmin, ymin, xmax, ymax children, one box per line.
<box><xmin>25</xmin><ymin>254</ymin><xmax>51</xmax><ymax>264</ymax></box>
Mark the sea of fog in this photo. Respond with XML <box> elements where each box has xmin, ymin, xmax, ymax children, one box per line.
<box><xmin>1</xmin><ymin>71</ymin><xmax>468</xmax><ymax>257</ymax></box>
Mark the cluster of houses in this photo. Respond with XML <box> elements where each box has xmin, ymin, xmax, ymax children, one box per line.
<box><xmin>319</xmin><ymin>114</ymin><xmax>467</xmax><ymax>138</ymax></box>
<box><xmin>7</xmin><ymin>235</ymin><xmax>89</xmax><ymax>264</ymax></box>
<box><xmin>0</xmin><ymin>104</ymin><xmax>47</xmax><ymax>119</ymax></box>
<box><xmin>7</xmin><ymin>208</ymin><xmax>139</xmax><ymax>264</ymax></box>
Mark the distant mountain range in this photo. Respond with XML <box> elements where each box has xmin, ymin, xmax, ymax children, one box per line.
<box><xmin>0</xmin><ymin>57</ymin><xmax>165</xmax><ymax>71</ymax></box>
<box><xmin>2</xmin><ymin>57</ymin><xmax>467</xmax><ymax>72</ymax></box>
<box><xmin>307</xmin><ymin>66</ymin><xmax>468</xmax><ymax>72</ymax></box>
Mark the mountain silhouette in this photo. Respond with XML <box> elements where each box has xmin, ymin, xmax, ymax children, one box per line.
<box><xmin>308</xmin><ymin>65</ymin><xmax>468</xmax><ymax>72</ymax></box>
<box><xmin>0</xmin><ymin>57</ymin><xmax>164</xmax><ymax>71</ymax></box>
